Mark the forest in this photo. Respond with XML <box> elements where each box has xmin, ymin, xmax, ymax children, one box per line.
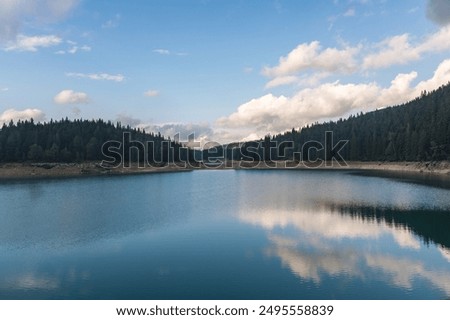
<box><xmin>205</xmin><ymin>82</ymin><xmax>450</xmax><ymax>163</ymax></box>
<box><xmin>1</xmin><ymin>82</ymin><xmax>450</xmax><ymax>164</ymax></box>
<box><xmin>0</xmin><ymin>118</ymin><xmax>194</xmax><ymax>164</ymax></box>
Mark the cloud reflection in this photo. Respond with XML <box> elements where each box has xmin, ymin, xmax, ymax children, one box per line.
<box><xmin>266</xmin><ymin>235</ymin><xmax>361</xmax><ymax>283</ymax></box>
<box><xmin>239</xmin><ymin>206</ymin><xmax>421</xmax><ymax>249</ymax></box>
<box><xmin>238</xmin><ymin>205</ymin><xmax>450</xmax><ymax>295</ymax></box>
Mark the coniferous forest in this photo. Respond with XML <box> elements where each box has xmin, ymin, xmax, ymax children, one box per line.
<box><xmin>1</xmin><ymin>82</ymin><xmax>450</xmax><ymax>164</ymax></box>
<box><xmin>0</xmin><ymin>118</ymin><xmax>191</xmax><ymax>164</ymax></box>
<box><xmin>206</xmin><ymin>82</ymin><xmax>450</xmax><ymax>162</ymax></box>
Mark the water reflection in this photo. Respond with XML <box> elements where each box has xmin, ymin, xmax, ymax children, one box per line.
<box><xmin>332</xmin><ymin>204</ymin><xmax>450</xmax><ymax>250</ymax></box>
<box><xmin>1</xmin><ymin>170</ymin><xmax>450</xmax><ymax>299</ymax></box>
<box><xmin>238</xmin><ymin>202</ymin><xmax>450</xmax><ymax>296</ymax></box>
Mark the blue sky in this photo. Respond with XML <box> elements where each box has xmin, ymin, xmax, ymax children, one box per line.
<box><xmin>1</xmin><ymin>0</ymin><xmax>450</xmax><ymax>143</ymax></box>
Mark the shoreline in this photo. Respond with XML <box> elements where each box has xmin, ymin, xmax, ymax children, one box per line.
<box><xmin>238</xmin><ymin>160</ymin><xmax>450</xmax><ymax>175</ymax></box>
<box><xmin>0</xmin><ymin>161</ymin><xmax>449</xmax><ymax>180</ymax></box>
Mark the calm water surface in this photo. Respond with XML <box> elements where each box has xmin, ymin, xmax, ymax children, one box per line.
<box><xmin>1</xmin><ymin>170</ymin><xmax>450</xmax><ymax>299</ymax></box>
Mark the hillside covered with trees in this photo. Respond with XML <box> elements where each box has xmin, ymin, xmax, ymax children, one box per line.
<box><xmin>0</xmin><ymin>118</ymin><xmax>192</xmax><ymax>164</ymax></box>
<box><xmin>1</xmin><ymin>83</ymin><xmax>450</xmax><ymax>165</ymax></box>
<box><xmin>208</xmin><ymin>82</ymin><xmax>450</xmax><ymax>162</ymax></box>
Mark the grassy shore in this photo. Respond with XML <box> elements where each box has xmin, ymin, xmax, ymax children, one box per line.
<box><xmin>0</xmin><ymin>160</ymin><xmax>449</xmax><ymax>180</ymax></box>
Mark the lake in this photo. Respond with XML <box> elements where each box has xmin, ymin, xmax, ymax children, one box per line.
<box><xmin>1</xmin><ymin>169</ymin><xmax>450</xmax><ymax>299</ymax></box>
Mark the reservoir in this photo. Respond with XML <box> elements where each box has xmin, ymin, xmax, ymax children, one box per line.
<box><xmin>1</xmin><ymin>170</ymin><xmax>449</xmax><ymax>299</ymax></box>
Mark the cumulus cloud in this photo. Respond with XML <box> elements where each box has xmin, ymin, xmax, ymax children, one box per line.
<box><xmin>115</xmin><ymin>113</ymin><xmax>214</xmax><ymax>145</ymax></box>
<box><xmin>66</xmin><ymin>72</ymin><xmax>124</xmax><ymax>82</ymax></box>
<box><xmin>53</xmin><ymin>90</ymin><xmax>89</xmax><ymax>105</ymax></box>
<box><xmin>263</xmin><ymin>41</ymin><xmax>359</xmax><ymax>78</ymax></box>
<box><xmin>265</xmin><ymin>76</ymin><xmax>299</xmax><ymax>89</ymax></box>
<box><xmin>363</xmin><ymin>27</ymin><xmax>450</xmax><ymax>69</ymax></box>
<box><xmin>4</xmin><ymin>34</ymin><xmax>62</xmax><ymax>52</ymax></box>
<box><xmin>362</xmin><ymin>34</ymin><xmax>420</xmax><ymax>69</ymax></box>
<box><xmin>427</xmin><ymin>0</ymin><xmax>450</xmax><ymax>26</ymax></box>
<box><xmin>0</xmin><ymin>108</ymin><xmax>45</xmax><ymax>124</ymax></box>
<box><xmin>144</xmin><ymin>90</ymin><xmax>159</xmax><ymax>97</ymax></box>
<box><xmin>0</xmin><ymin>0</ymin><xmax>78</xmax><ymax>41</ymax></box>
<box><xmin>265</xmin><ymin>27</ymin><xmax>450</xmax><ymax>88</ymax></box>
<box><xmin>217</xmin><ymin>59</ymin><xmax>450</xmax><ymax>140</ymax></box>
<box><xmin>143</xmin><ymin>123</ymin><xmax>214</xmax><ymax>144</ymax></box>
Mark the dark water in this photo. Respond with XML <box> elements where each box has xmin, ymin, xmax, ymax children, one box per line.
<box><xmin>1</xmin><ymin>170</ymin><xmax>450</xmax><ymax>299</ymax></box>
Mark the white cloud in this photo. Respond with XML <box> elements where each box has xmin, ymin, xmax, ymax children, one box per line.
<box><xmin>418</xmin><ymin>26</ymin><xmax>450</xmax><ymax>53</ymax></box>
<box><xmin>53</xmin><ymin>90</ymin><xmax>89</xmax><ymax>105</ymax></box>
<box><xmin>115</xmin><ymin>114</ymin><xmax>214</xmax><ymax>145</ymax></box>
<box><xmin>142</xmin><ymin>122</ymin><xmax>214</xmax><ymax>144</ymax></box>
<box><xmin>217</xmin><ymin>59</ymin><xmax>450</xmax><ymax>141</ymax></box>
<box><xmin>263</xmin><ymin>41</ymin><xmax>359</xmax><ymax>78</ymax></box>
<box><xmin>243</xmin><ymin>67</ymin><xmax>253</xmax><ymax>74</ymax></box>
<box><xmin>61</xmin><ymin>44</ymin><xmax>90</xmax><ymax>55</ymax></box>
<box><xmin>427</xmin><ymin>0</ymin><xmax>450</xmax><ymax>26</ymax></box>
<box><xmin>0</xmin><ymin>87</ymin><xmax>9</xmax><ymax>92</ymax></box>
<box><xmin>265</xmin><ymin>27</ymin><xmax>450</xmax><ymax>88</ymax></box>
<box><xmin>0</xmin><ymin>0</ymin><xmax>78</xmax><ymax>41</ymax></box>
<box><xmin>66</xmin><ymin>72</ymin><xmax>125</xmax><ymax>82</ymax></box>
<box><xmin>0</xmin><ymin>108</ymin><xmax>45</xmax><ymax>124</ymax></box>
<box><xmin>265</xmin><ymin>76</ymin><xmax>299</xmax><ymax>89</ymax></box>
<box><xmin>144</xmin><ymin>89</ymin><xmax>159</xmax><ymax>97</ymax></box>
<box><xmin>153</xmin><ymin>49</ymin><xmax>170</xmax><ymax>55</ymax></box>
<box><xmin>4</xmin><ymin>34</ymin><xmax>62</xmax><ymax>52</ymax></box>
<box><xmin>363</xmin><ymin>27</ymin><xmax>450</xmax><ymax>69</ymax></box>
<box><xmin>152</xmin><ymin>48</ymin><xmax>188</xmax><ymax>56</ymax></box>
<box><xmin>363</xmin><ymin>34</ymin><xmax>420</xmax><ymax>69</ymax></box>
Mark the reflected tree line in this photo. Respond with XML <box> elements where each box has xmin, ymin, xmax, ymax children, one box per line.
<box><xmin>331</xmin><ymin>203</ymin><xmax>450</xmax><ymax>250</ymax></box>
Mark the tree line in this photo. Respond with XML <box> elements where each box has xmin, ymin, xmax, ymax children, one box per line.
<box><xmin>1</xmin><ymin>82</ymin><xmax>449</xmax><ymax>164</ymax></box>
<box><xmin>205</xmin><ymin>82</ymin><xmax>450</xmax><ymax>162</ymax></box>
<box><xmin>0</xmin><ymin>118</ymin><xmax>193</xmax><ymax>164</ymax></box>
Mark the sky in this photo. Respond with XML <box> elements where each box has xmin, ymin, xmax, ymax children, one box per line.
<box><xmin>1</xmin><ymin>0</ymin><xmax>450</xmax><ymax>144</ymax></box>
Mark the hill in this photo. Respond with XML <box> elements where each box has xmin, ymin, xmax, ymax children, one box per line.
<box><xmin>0</xmin><ymin>118</ymin><xmax>193</xmax><ymax>165</ymax></box>
<box><xmin>206</xmin><ymin>82</ymin><xmax>450</xmax><ymax>163</ymax></box>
